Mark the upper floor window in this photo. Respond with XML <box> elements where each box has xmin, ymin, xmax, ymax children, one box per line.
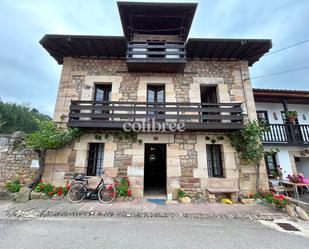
<box><xmin>94</xmin><ymin>84</ymin><xmax>111</xmax><ymax>102</ymax></box>
<box><xmin>257</xmin><ymin>111</ymin><xmax>269</xmax><ymax>123</ymax></box>
<box><xmin>147</xmin><ymin>85</ymin><xmax>165</xmax><ymax>103</ymax></box>
<box><xmin>207</xmin><ymin>144</ymin><xmax>224</xmax><ymax>178</ymax></box>
<box><xmin>87</xmin><ymin>143</ymin><xmax>104</xmax><ymax>176</ymax></box>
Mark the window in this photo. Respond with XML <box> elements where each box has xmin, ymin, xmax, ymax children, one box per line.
<box><xmin>257</xmin><ymin>111</ymin><xmax>269</xmax><ymax>123</ymax></box>
<box><xmin>93</xmin><ymin>84</ymin><xmax>112</xmax><ymax>120</ymax></box>
<box><xmin>87</xmin><ymin>143</ymin><xmax>104</xmax><ymax>176</ymax></box>
<box><xmin>207</xmin><ymin>145</ymin><xmax>224</xmax><ymax>177</ymax></box>
<box><xmin>147</xmin><ymin>85</ymin><xmax>165</xmax><ymax>120</ymax></box>
<box><xmin>264</xmin><ymin>154</ymin><xmax>278</xmax><ymax>178</ymax></box>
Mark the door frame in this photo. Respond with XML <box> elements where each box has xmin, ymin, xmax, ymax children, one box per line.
<box><xmin>143</xmin><ymin>143</ymin><xmax>167</xmax><ymax>195</ymax></box>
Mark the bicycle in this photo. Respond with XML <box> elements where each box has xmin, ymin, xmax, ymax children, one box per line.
<box><xmin>67</xmin><ymin>171</ymin><xmax>116</xmax><ymax>204</ymax></box>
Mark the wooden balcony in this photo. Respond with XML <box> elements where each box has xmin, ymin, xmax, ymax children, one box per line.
<box><xmin>68</xmin><ymin>101</ymin><xmax>244</xmax><ymax>131</ymax></box>
<box><xmin>126</xmin><ymin>41</ymin><xmax>187</xmax><ymax>72</ymax></box>
<box><xmin>261</xmin><ymin>123</ymin><xmax>309</xmax><ymax>146</ymax></box>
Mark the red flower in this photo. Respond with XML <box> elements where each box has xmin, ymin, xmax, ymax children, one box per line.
<box><xmin>108</xmin><ymin>185</ymin><xmax>114</xmax><ymax>190</ymax></box>
<box><xmin>48</xmin><ymin>191</ymin><xmax>54</xmax><ymax>197</ymax></box>
<box><xmin>274</xmin><ymin>195</ymin><xmax>279</xmax><ymax>199</ymax></box>
<box><xmin>40</xmin><ymin>180</ymin><xmax>43</xmax><ymax>183</ymax></box>
<box><xmin>40</xmin><ymin>185</ymin><xmax>44</xmax><ymax>189</ymax></box>
<box><xmin>115</xmin><ymin>182</ymin><xmax>120</xmax><ymax>186</ymax></box>
<box><xmin>56</xmin><ymin>187</ymin><xmax>63</xmax><ymax>196</ymax></box>
<box><xmin>66</xmin><ymin>184</ymin><xmax>71</xmax><ymax>190</ymax></box>
<box><xmin>127</xmin><ymin>189</ymin><xmax>132</xmax><ymax>197</ymax></box>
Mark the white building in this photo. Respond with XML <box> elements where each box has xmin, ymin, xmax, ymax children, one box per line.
<box><xmin>254</xmin><ymin>88</ymin><xmax>309</xmax><ymax>179</ymax></box>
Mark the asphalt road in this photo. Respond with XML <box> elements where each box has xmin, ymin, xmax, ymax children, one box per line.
<box><xmin>0</xmin><ymin>217</ymin><xmax>308</xmax><ymax>249</ymax></box>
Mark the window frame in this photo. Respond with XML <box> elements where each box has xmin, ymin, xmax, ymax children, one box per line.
<box><xmin>256</xmin><ymin>110</ymin><xmax>269</xmax><ymax>123</ymax></box>
<box><xmin>206</xmin><ymin>144</ymin><xmax>224</xmax><ymax>178</ymax></box>
<box><xmin>86</xmin><ymin>143</ymin><xmax>104</xmax><ymax>176</ymax></box>
<box><xmin>264</xmin><ymin>153</ymin><xmax>279</xmax><ymax>178</ymax></box>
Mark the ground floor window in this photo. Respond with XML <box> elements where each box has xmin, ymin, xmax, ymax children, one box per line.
<box><xmin>207</xmin><ymin>145</ymin><xmax>224</xmax><ymax>177</ymax></box>
<box><xmin>264</xmin><ymin>153</ymin><xmax>278</xmax><ymax>178</ymax></box>
<box><xmin>87</xmin><ymin>143</ymin><xmax>104</xmax><ymax>176</ymax></box>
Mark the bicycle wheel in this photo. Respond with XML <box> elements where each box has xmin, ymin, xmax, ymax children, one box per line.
<box><xmin>67</xmin><ymin>182</ymin><xmax>87</xmax><ymax>203</ymax></box>
<box><xmin>98</xmin><ymin>184</ymin><xmax>116</xmax><ymax>204</ymax></box>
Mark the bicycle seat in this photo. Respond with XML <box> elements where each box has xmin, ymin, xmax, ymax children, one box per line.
<box><xmin>74</xmin><ymin>174</ymin><xmax>84</xmax><ymax>181</ymax></box>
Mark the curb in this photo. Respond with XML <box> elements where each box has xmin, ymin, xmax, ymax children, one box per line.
<box><xmin>6</xmin><ymin>209</ymin><xmax>288</xmax><ymax>221</ymax></box>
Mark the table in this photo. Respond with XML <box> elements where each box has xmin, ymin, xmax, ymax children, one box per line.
<box><xmin>279</xmin><ymin>181</ymin><xmax>309</xmax><ymax>204</ymax></box>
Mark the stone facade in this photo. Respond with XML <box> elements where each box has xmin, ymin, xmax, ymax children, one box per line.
<box><xmin>44</xmin><ymin>57</ymin><xmax>268</xmax><ymax>199</ymax></box>
<box><xmin>0</xmin><ymin>132</ymin><xmax>39</xmax><ymax>188</ymax></box>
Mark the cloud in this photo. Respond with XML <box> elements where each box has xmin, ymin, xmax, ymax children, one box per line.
<box><xmin>0</xmin><ymin>0</ymin><xmax>308</xmax><ymax>117</ymax></box>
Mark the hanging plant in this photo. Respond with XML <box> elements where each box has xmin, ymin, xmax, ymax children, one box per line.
<box><xmin>205</xmin><ymin>135</ymin><xmax>225</xmax><ymax>144</ymax></box>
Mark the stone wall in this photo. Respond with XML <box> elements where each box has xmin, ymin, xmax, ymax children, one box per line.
<box><xmin>0</xmin><ymin>132</ymin><xmax>39</xmax><ymax>188</ymax></box>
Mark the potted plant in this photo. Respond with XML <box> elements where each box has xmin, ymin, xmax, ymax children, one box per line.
<box><xmin>285</xmin><ymin>111</ymin><xmax>298</xmax><ymax>123</ymax></box>
<box><xmin>239</xmin><ymin>192</ymin><xmax>255</xmax><ymax>204</ymax></box>
<box><xmin>177</xmin><ymin>188</ymin><xmax>191</xmax><ymax>203</ymax></box>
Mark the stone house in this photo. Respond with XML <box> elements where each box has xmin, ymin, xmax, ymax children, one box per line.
<box><xmin>254</xmin><ymin>88</ymin><xmax>309</xmax><ymax>179</ymax></box>
<box><xmin>40</xmin><ymin>2</ymin><xmax>272</xmax><ymax>199</ymax></box>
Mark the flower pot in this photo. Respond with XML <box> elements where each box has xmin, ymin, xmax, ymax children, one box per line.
<box><xmin>241</xmin><ymin>198</ymin><xmax>255</xmax><ymax>204</ymax></box>
<box><xmin>288</xmin><ymin>116</ymin><xmax>296</xmax><ymax>124</ymax></box>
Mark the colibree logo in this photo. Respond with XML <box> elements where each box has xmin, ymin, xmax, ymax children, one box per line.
<box><xmin>123</xmin><ymin>118</ymin><xmax>185</xmax><ymax>132</ymax></box>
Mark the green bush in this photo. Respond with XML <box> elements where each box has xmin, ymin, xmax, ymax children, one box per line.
<box><xmin>177</xmin><ymin>188</ymin><xmax>186</xmax><ymax>199</ymax></box>
<box><xmin>5</xmin><ymin>180</ymin><xmax>21</xmax><ymax>193</ymax></box>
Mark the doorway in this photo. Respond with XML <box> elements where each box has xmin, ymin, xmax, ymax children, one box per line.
<box><xmin>144</xmin><ymin>144</ymin><xmax>166</xmax><ymax>196</ymax></box>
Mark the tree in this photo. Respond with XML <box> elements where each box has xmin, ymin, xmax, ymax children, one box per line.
<box><xmin>228</xmin><ymin>121</ymin><xmax>276</xmax><ymax>191</ymax></box>
<box><xmin>25</xmin><ymin>119</ymin><xmax>83</xmax><ymax>187</ymax></box>
<box><xmin>0</xmin><ymin>101</ymin><xmax>50</xmax><ymax>133</ymax></box>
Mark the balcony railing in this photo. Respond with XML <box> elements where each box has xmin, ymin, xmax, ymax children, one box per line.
<box><xmin>68</xmin><ymin>101</ymin><xmax>244</xmax><ymax>131</ymax></box>
<box><xmin>126</xmin><ymin>41</ymin><xmax>187</xmax><ymax>72</ymax></box>
<box><xmin>261</xmin><ymin>123</ymin><xmax>309</xmax><ymax>145</ymax></box>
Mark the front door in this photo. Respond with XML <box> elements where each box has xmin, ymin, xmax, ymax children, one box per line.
<box><xmin>144</xmin><ymin>144</ymin><xmax>166</xmax><ymax>196</ymax></box>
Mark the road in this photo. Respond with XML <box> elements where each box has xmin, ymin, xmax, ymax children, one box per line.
<box><xmin>0</xmin><ymin>216</ymin><xmax>308</xmax><ymax>249</ymax></box>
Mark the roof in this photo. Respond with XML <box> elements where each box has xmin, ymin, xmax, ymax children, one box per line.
<box><xmin>253</xmin><ymin>88</ymin><xmax>309</xmax><ymax>104</ymax></box>
<box><xmin>186</xmin><ymin>38</ymin><xmax>272</xmax><ymax>66</ymax></box>
<box><xmin>39</xmin><ymin>35</ymin><xmax>126</xmax><ymax>64</ymax></box>
<box><xmin>117</xmin><ymin>1</ymin><xmax>197</xmax><ymax>40</ymax></box>
<box><xmin>40</xmin><ymin>35</ymin><xmax>271</xmax><ymax>65</ymax></box>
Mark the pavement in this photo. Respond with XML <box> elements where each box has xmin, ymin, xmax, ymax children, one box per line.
<box><xmin>0</xmin><ymin>216</ymin><xmax>308</xmax><ymax>249</ymax></box>
<box><xmin>1</xmin><ymin>198</ymin><xmax>289</xmax><ymax>220</ymax></box>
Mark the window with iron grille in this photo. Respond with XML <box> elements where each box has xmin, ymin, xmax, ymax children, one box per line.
<box><xmin>87</xmin><ymin>143</ymin><xmax>104</xmax><ymax>176</ymax></box>
<box><xmin>207</xmin><ymin>145</ymin><xmax>224</xmax><ymax>177</ymax></box>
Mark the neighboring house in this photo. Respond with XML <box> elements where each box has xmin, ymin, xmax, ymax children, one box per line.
<box><xmin>40</xmin><ymin>2</ymin><xmax>271</xmax><ymax>199</ymax></box>
<box><xmin>254</xmin><ymin>88</ymin><xmax>309</xmax><ymax>179</ymax></box>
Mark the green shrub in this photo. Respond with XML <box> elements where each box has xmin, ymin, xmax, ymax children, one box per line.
<box><xmin>5</xmin><ymin>180</ymin><xmax>21</xmax><ymax>193</ymax></box>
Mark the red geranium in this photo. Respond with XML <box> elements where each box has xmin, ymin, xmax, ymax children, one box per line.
<box><xmin>108</xmin><ymin>185</ymin><xmax>114</xmax><ymax>190</ymax></box>
<box><xmin>57</xmin><ymin>187</ymin><xmax>63</xmax><ymax>196</ymax></box>
<box><xmin>127</xmin><ymin>189</ymin><xmax>132</xmax><ymax>197</ymax></box>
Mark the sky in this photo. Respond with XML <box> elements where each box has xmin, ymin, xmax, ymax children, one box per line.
<box><xmin>0</xmin><ymin>0</ymin><xmax>308</xmax><ymax>116</ymax></box>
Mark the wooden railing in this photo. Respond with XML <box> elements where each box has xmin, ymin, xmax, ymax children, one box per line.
<box><xmin>68</xmin><ymin>101</ymin><xmax>244</xmax><ymax>131</ymax></box>
<box><xmin>262</xmin><ymin>123</ymin><xmax>309</xmax><ymax>145</ymax></box>
<box><xmin>126</xmin><ymin>41</ymin><xmax>186</xmax><ymax>60</ymax></box>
